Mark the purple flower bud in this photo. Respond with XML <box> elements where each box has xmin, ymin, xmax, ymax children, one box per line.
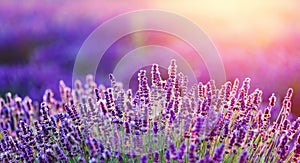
<box><xmin>188</xmin><ymin>144</ymin><xmax>198</xmax><ymax>162</ymax></box>
<box><xmin>238</xmin><ymin>151</ymin><xmax>248</xmax><ymax>163</ymax></box>
<box><xmin>124</xmin><ymin>121</ymin><xmax>131</xmax><ymax>134</ymax></box>
<box><xmin>54</xmin><ymin>144</ymin><xmax>67</xmax><ymax>162</ymax></box>
<box><xmin>140</xmin><ymin>154</ymin><xmax>148</xmax><ymax>163</ymax></box>
<box><xmin>286</xmin><ymin>88</ymin><xmax>293</xmax><ymax>99</ymax></box>
<box><xmin>46</xmin><ymin>148</ymin><xmax>57</xmax><ymax>162</ymax></box>
<box><xmin>169</xmin><ymin>142</ymin><xmax>177</xmax><ymax>156</ymax></box>
<box><xmin>235</xmin><ymin>126</ymin><xmax>247</xmax><ymax>147</ymax></box>
<box><xmin>201</xmin><ymin>151</ymin><xmax>213</xmax><ymax>163</ymax></box>
<box><xmin>89</xmin><ymin>158</ymin><xmax>97</xmax><ymax>163</ymax></box>
<box><xmin>177</xmin><ymin>141</ymin><xmax>186</xmax><ymax>160</ymax></box>
<box><xmin>269</xmin><ymin>93</ymin><xmax>276</xmax><ymax>107</ymax></box>
<box><xmin>165</xmin><ymin>150</ymin><xmax>171</xmax><ymax>161</ymax></box>
<box><xmin>78</xmin><ymin>156</ymin><xmax>86</xmax><ymax>163</ymax></box>
<box><xmin>293</xmin><ymin>140</ymin><xmax>300</xmax><ymax>162</ymax></box>
<box><xmin>152</xmin><ymin>121</ymin><xmax>158</xmax><ymax>135</ymax></box>
<box><xmin>38</xmin><ymin>152</ymin><xmax>49</xmax><ymax>163</ymax></box>
<box><xmin>213</xmin><ymin>144</ymin><xmax>225</xmax><ymax>162</ymax></box>
<box><xmin>153</xmin><ymin>151</ymin><xmax>160</xmax><ymax>163</ymax></box>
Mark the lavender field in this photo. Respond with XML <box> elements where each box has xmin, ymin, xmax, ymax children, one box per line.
<box><xmin>1</xmin><ymin>60</ymin><xmax>300</xmax><ymax>162</ymax></box>
<box><xmin>1</xmin><ymin>1</ymin><xmax>300</xmax><ymax>162</ymax></box>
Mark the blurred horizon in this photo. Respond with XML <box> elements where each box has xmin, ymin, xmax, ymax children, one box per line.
<box><xmin>0</xmin><ymin>0</ymin><xmax>300</xmax><ymax>116</ymax></box>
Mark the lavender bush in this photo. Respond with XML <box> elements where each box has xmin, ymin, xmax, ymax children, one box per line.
<box><xmin>0</xmin><ymin>60</ymin><xmax>299</xmax><ymax>163</ymax></box>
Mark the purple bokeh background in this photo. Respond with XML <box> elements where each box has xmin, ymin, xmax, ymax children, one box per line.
<box><xmin>0</xmin><ymin>1</ymin><xmax>300</xmax><ymax>116</ymax></box>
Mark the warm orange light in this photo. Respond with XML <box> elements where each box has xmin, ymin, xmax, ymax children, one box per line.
<box><xmin>150</xmin><ymin>0</ymin><xmax>300</xmax><ymax>48</ymax></box>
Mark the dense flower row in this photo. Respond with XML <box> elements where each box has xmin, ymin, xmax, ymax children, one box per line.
<box><xmin>0</xmin><ymin>59</ymin><xmax>299</xmax><ymax>163</ymax></box>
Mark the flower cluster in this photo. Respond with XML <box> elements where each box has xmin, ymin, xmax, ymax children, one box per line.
<box><xmin>0</xmin><ymin>59</ymin><xmax>299</xmax><ymax>163</ymax></box>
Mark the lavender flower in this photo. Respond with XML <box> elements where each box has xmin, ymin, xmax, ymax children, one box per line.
<box><xmin>213</xmin><ymin>144</ymin><xmax>225</xmax><ymax>162</ymax></box>
<box><xmin>140</xmin><ymin>154</ymin><xmax>148</xmax><ymax>163</ymax></box>
<box><xmin>238</xmin><ymin>151</ymin><xmax>248</xmax><ymax>163</ymax></box>
<box><xmin>54</xmin><ymin>144</ymin><xmax>67</xmax><ymax>163</ymax></box>
<box><xmin>153</xmin><ymin>151</ymin><xmax>160</xmax><ymax>163</ymax></box>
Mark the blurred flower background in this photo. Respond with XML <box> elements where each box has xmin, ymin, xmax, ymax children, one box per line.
<box><xmin>0</xmin><ymin>0</ymin><xmax>300</xmax><ymax>116</ymax></box>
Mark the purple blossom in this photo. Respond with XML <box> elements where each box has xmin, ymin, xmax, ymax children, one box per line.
<box><xmin>238</xmin><ymin>151</ymin><xmax>248</xmax><ymax>163</ymax></box>
<box><xmin>213</xmin><ymin>144</ymin><xmax>225</xmax><ymax>162</ymax></box>
<box><xmin>140</xmin><ymin>154</ymin><xmax>148</xmax><ymax>163</ymax></box>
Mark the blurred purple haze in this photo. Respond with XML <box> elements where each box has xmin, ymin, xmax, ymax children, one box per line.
<box><xmin>0</xmin><ymin>1</ymin><xmax>300</xmax><ymax>117</ymax></box>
